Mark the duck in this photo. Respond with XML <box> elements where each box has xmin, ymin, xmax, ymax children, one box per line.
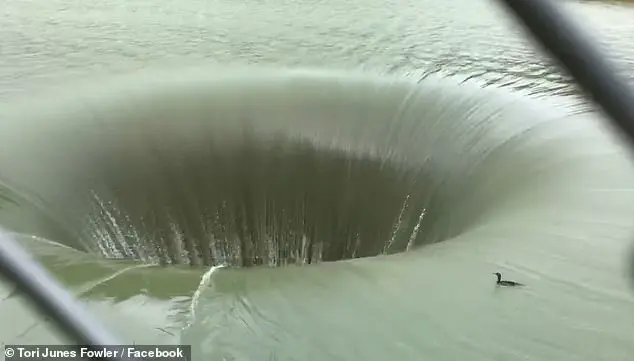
<box><xmin>493</xmin><ymin>272</ymin><xmax>524</xmax><ymax>287</ymax></box>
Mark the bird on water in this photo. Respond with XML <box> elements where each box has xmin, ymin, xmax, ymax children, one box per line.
<box><xmin>493</xmin><ymin>272</ymin><xmax>524</xmax><ymax>287</ymax></box>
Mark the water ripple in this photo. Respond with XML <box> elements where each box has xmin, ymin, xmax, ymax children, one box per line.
<box><xmin>2</xmin><ymin>0</ymin><xmax>633</xmax><ymax>110</ymax></box>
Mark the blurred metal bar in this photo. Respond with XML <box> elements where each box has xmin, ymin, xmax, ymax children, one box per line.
<box><xmin>494</xmin><ymin>0</ymin><xmax>634</xmax><ymax>147</ymax></box>
<box><xmin>493</xmin><ymin>0</ymin><xmax>634</xmax><ymax>287</ymax></box>
<box><xmin>0</xmin><ymin>229</ymin><xmax>126</xmax><ymax>360</ymax></box>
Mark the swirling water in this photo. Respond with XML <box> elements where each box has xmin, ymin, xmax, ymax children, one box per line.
<box><xmin>1</xmin><ymin>0</ymin><xmax>634</xmax><ymax>360</ymax></box>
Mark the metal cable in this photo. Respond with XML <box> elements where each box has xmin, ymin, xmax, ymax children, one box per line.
<box><xmin>494</xmin><ymin>0</ymin><xmax>634</xmax><ymax>149</ymax></box>
<box><xmin>0</xmin><ymin>230</ymin><xmax>128</xmax><ymax>360</ymax></box>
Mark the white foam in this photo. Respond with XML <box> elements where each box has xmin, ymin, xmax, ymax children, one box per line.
<box><xmin>182</xmin><ymin>264</ymin><xmax>227</xmax><ymax>331</ymax></box>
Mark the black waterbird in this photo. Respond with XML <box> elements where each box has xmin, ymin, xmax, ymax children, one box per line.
<box><xmin>493</xmin><ymin>272</ymin><xmax>524</xmax><ymax>287</ymax></box>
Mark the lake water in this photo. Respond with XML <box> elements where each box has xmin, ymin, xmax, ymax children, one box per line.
<box><xmin>1</xmin><ymin>0</ymin><xmax>634</xmax><ymax>360</ymax></box>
